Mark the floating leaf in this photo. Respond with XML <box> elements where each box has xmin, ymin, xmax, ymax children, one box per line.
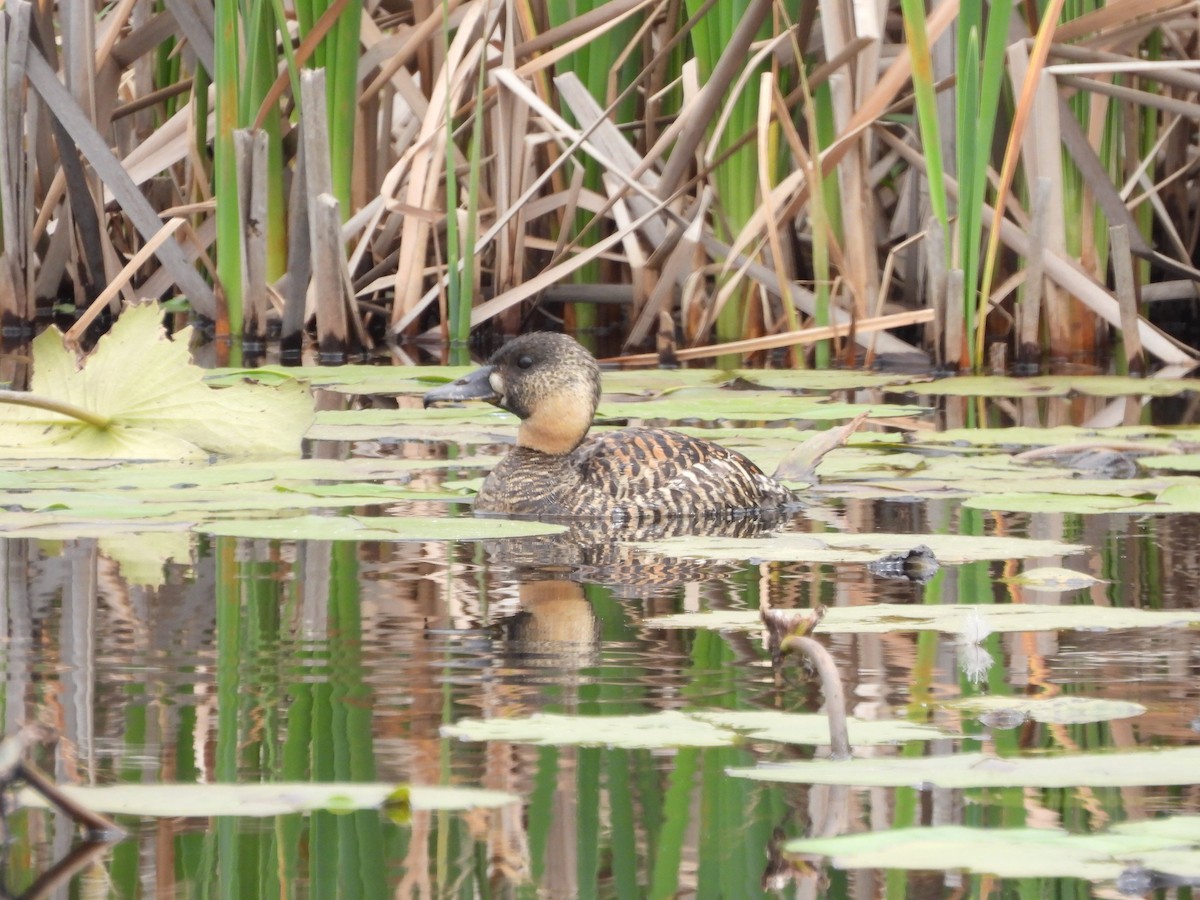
<box><xmin>1003</xmin><ymin>567</ymin><xmax>1104</xmax><ymax>592</ymax></box>
<box><xmin>965</xmin><ymin>483</ymin><xmax>1200</xmax><ymax>515</ymax></box>
<box><xmin>18</xmin><ymin>782</ymin><xmax>516</xmax><ymax>818</ymax></box>
<box><xmin>728</xmin><ymin>746</ymin><xmax>1200</xmax><ymax>788</ymax></box>
<box><xmin>692</xmin><ymin>710</ymin><xmax>946</xmax><ymax>745</ymax></box>
<box><xmin>201</xmin><ymin>514</ymin><xmax>566</xmax><ymax>541</ymax></box>
<box><xmin>963</xmin><ymin>493</ymin><xmax>1153</xmax><ymax>514</ymax></box>
<box><xmin>643</xmin><ymin>603</ymin><xmax>1200</xmax><ymax>634</ymax></box>
<box><xmin>630</xmin><ymin>533</ymin><xmax>1086</xmax><ymax>564</ymax></box>
<box><xmin>905</xmin><ymin>375</ymin><xmax>1200</xmax><ymax>398</ymax></box>
<box><xmin>785</xmin><ymin>825</ymin><xmax>1193</xmax><ymax>881</ymax></box>
<box><xmin>947</xmin><ymin>695</ymin><xmax>1146</xmax><ymax>725</ymax></box>
<box><xmin>1116</xmin><ymin>817</ymin><xmax>1200</xmax><ymax>842</ymax></box>
<box><xmin>914</xmin><ymin>425</ymin><xmax>1200</xmax><ymax>448</ymax></box>
<box><xmin>0</xmin><ymin>456</ymin><xmax>489</xmax><ymax>543</ymax></box>
<box><xmin>314</xmin><ymin>395</ymin><xmax>915</xmax><ymax>434</ymax></box>
<box><xmin>101</xmin><ymin>532</ymin><xmax>194</xmax><ymax>588</ymax></box>
<box><xmin>1140</xmin><ymin>454</ymin><xmax>1200</xmax><ymax>472</ymax></box>
<box><xmin>0</xmin><ymin>303</ymin><xmax>313</xmax><ymax>459</ymax></box>
<box><xmin>208</xmin><ymin>364</ymin><xmax>465</xmax><ymax>395</ymax></box>
<box><xmin>441</xmin><ymin>709</ymin><xmax>947</xmax><ymax>749</ymax></box>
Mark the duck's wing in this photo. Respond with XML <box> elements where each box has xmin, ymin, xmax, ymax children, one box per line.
<box><xmin>572</xmin><ymin>427</ymin><xmax>791</xmax><ymax>516</ymax></box>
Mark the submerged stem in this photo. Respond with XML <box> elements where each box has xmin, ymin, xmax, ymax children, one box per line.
<box><xmin>781</xmin><ymin>634</ymin><xmax>851</xmax><ymax>761</ymax></box>
<box><xmin>0</xmin><ymin>390</ymin><xmax>111</xmax><ymax>429</ymax></box>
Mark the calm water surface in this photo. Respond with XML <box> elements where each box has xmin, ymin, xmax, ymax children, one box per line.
<box><xmin>3</xmin><ymin>389</ymin><xmax>1200</xmax><ymax>899</ymax></box>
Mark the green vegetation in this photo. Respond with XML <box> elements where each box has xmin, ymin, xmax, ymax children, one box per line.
<box><xmin>2</xmin><ymin>2</ymin><xmax>1196</xmax><ymax>369</ymax></box>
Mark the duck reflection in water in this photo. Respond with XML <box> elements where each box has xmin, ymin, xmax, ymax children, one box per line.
<box><xmin>423</xmin><ymin>332</ymin><xmax>814</xmax><ymax>597</ymax></box>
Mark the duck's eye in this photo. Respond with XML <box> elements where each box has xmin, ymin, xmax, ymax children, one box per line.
<box><xmin>517</xmin><ymin>355</ymin><xmax>534</xmax><ymax>370</ymax></box>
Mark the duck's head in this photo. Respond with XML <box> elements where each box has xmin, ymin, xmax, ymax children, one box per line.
<box><xmin>423</xmin><ymin>333</ymin><xmax>602</xmax><ymax>455</ymax></box>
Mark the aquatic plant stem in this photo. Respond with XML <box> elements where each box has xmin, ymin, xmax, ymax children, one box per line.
<box><xmin>781</xmin><ymin>635</ymin><xmax>851</xmax><ymax>760</ymax></box>
<box><xmin>762</xmin><ymin>607</ymin><xmax>850</xmax><ymax>760</ymax></box>
<box><xmin>2</xmin><ymin>729</ymin><xmax>123</xmax><ymax>840</ymax></box>
<box><xmin>214</xmin><ymin>0</ymin><xmax>242</xmax><ymax>351</ymax></box>
<box><xmin>0</xmin><ymin>390</ymin><xmax>110</xmax><ymax>428</ymax></box>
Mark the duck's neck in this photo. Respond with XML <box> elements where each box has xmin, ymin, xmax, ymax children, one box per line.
<box><xmin>516</xmin><ymin>394</ymin><xmax>593</xmax><ymax>455</ymax></box>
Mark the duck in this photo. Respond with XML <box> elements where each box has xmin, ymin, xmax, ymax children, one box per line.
<box><xmin>422</xmin><ymin>332</ymin><xmax>796</xmax><ymax>521</ymax></box>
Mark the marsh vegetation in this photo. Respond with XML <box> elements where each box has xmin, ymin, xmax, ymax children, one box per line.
<box><xmin>1</xmin><ymin>0</ymin><xmax>1198</xmax><ymax>371</ymax></box>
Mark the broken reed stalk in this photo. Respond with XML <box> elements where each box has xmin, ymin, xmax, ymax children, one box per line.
<box><xmin>1110</xmin><ymin>224</ymin><xmax>1145</xmax><ymax>374</ymax></box>
<box><xmin>0</xmin><ymin>727</ymin><xmax>124</xmax><ymax>841</ymax></box>
<box><xmin>16</xmin><ymin>758</ymin><xmax>125</xmax><ymax>841</ymax></box>
<box><xmin>605</xmin><ymin>309</ymin><xmax>933</xmax><ymax>365</ymax></box>
<box><xmin>1017</xmin><ymin>177</ymin><xmax>1051</xmax><ymax>365</ymax></box>
<box><xmin>761</xmin><ymin>607</ymin><xmax>850</xmax><ymax>761</ymax></box>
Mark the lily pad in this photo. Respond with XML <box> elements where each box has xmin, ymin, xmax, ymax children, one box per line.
<box><xmin>208</xmin><ymin>364</ymin><xmax>466</xmax><ymax>395</ymax></box>
<box><xmin>964</xmin><ymin>483</ymin><xmax>1200</xmax><ymax>515</ymax></box>
<box><xmin>441</xmin><ymin>709</ymin><xmax>947</xmax><ymax>749</ymax></box>
<box><xmin>906</xmin><ymin>375</ymin><xmax>1200</xmax><ymax>398</ymax></box>
<box><xmin>1116</xmin><ymin>817</ymin><xmax>1200</xmax><ymax>842</ymax></box>
<box><xmin>913</xmin><ymin>425</ymin><xmax>1200</xmax><ymax>448</ymax></box>
<box><xmin>0</xmin><ymin>303</ymin><xmax>313</xmax><ymax>459</ymax></box>
<box><xmin>728</xmin><ymin>745</ymin><xmax>1200</xmax><ymax>788</ymax></box>
<box><xmin>314</xmin><ymin>396</ymin><xmax>915</xmax><ymax>432</ymax></box>
<box><xmin>0</xmin><ymin>454</ymin><xmax>491</xmax><ymax>542</ymax></box>
<box><xmin>785</xmin><ymin>824</ymin><xmax>1195</xmax><ymax>881</ymax></box>
<box><xmin>201</xmin><ymin>514</ymin><xmax>566</xmax><ymax>541</ymax></box>
<box><xmin>18</xmin><ymin>782</ymin><xmax>516</xmax><ymax>818</ymax></box>
<box><xmin>629</xmin><ymin>533</ymin><xmax>1087</xmax><ymax>564</ymax></box>
<box><xmin>946</xmin><ymin>695</ymin><xmax>1146</xmax><ymax>725</ymax></box>
<box><xmin>1003</xmin><ymin>567</ymin><xmax>1104</xmax><ymax>592</ymax></box>
<box><xmin>643</xmin><ymin>602</ymin><xmax>1200</xmax><ymax>634</ymax></box>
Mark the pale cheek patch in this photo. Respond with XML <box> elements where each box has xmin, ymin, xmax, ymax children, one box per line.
<box><xmin>489</xmin><ymin>372</ymin><xmax>505</xmax><ymax>399</ymax></box>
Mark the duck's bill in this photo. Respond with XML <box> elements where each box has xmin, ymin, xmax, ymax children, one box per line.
<box><xmin>422</xmin><ymin>366</ymin><xmax>501</xmax><ymax>408</ymax></box>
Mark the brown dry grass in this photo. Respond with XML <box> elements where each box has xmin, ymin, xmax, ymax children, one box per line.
<box><xmin>1</xmin><ymin>0</ymin><xmax>1198</xmax><ymax>369</ymax></box>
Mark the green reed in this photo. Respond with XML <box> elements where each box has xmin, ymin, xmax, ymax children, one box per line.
<box><xmin>213</xmin><ymin>0</ymin><xmax>359</xmax><ymax>347</ymax></box>
<box><xmin>957</xmin><ymin>0</ymin><xmax>1011</xmax><ymax>369</ymax></box>
<box><xmin>213</xmin><ymin>0</ymin><xmax>243</xmax><ymax>350</ymax></box>
<box><xmin>443</xmin><ymin>6</ymin><xmax>489</xmax><ymax>361</ymax></box>
<box><xmin>896</xmin><ymin>0</ymin><xmax>1013</xmax><ymax>368</ymax></box>
<box><xmin>683</xmin><ymin>0</ymin><xmax>768</xmax><ymax>353</ymax></box>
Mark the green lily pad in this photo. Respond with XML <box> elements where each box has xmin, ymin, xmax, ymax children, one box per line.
<box><xmin>441</xmin><ymin>709</ymin><xmax>947</xmax><ymax>749</ymax></box>
<box><xmin>215</xmin><ymin>365</ymin><xmax>918</xmax><ymax>398</ymax></box>
<box><xmin>101</xmin><ymin>532</ymin><xmax>194</xmax><ymax>587</ymax></box>
<box><xmin>18</xmin><ymin>782</ymin><xmax>516</xmax><ymax>818</ymax></box>
<box><xmin>1116</xmin><ymin>817</ymin><xmax>1200</xmax><ymax>842</ymax></box>
<box><xmin>630</xmin><ymin>533</ymin><xmax>1087</xmax><ymax>564</ymax></box>
<box><xmin>0</xmin><ymin>453</ymin><xmax>490</xmax><ymax>542</ymax></box>
<box><xmin>643</xmin><ymin>602</ymin><xmax>1200</xmax><ymax>634</ymax></box>
<box><xmin>946</xmin><ymin>695</ymin><xmax>1146</xmax><ymax>725</ymax></box>
<box><xmin>600</xmin><ymin>391</ymin><xmax>918</xmax><ymax>423</ymax></box>
<box><xmin>1140</xmin><ymin>454</ymin><xmax>1200</xmax><ymax>472</ymax></box>
<box><xmin>200</xmin><ymin>514</ymin><xmax>565</xmax><ymax>541</ymax></box>
<box><xmin>208</xmin><ymin>364</ymin><xmax>467</xmax><ymax>395</ymax></box>
<box><xmin>906</xmin><ymin>375</ymin><xmax>1200</xmax><ymax>398</ymax></box>
<box><xmin>963</xmin><ymin>483</ymin><xmax>1200</xmax><ymax>515</ymax></box>
<box><xmin>785</xmin><ymin>824</ymin><xmax>1194</xmax><ymax>881</ymax></box>
<box><xmin>315</xmin><ymin>396</ymin><xmax>915</xmax><ymax>432</ymax></box>
<box><xmin>913</xmin><ymin>425</ymin><xmax>1200</xmax><ymax>448</ymax></box>
<box><xmin>0</xmin><ymin>302</ymin><xmax>313</xmax><ymax>459</ymax></box>
<box><xmin>728</xmin><ymin>745</ymin><xmax>1200</xmax><ymax>788</ymax></box>
<box><xmin>1003</xmin><ymin>567</ymin><xmax>1104</xmax><ymax>592</ymax></box>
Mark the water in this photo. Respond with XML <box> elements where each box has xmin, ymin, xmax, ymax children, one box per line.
<box><xmin>3</xmin><ymin>395</ymin><xmax>1200</xmax><ymax>898</ymax></box>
